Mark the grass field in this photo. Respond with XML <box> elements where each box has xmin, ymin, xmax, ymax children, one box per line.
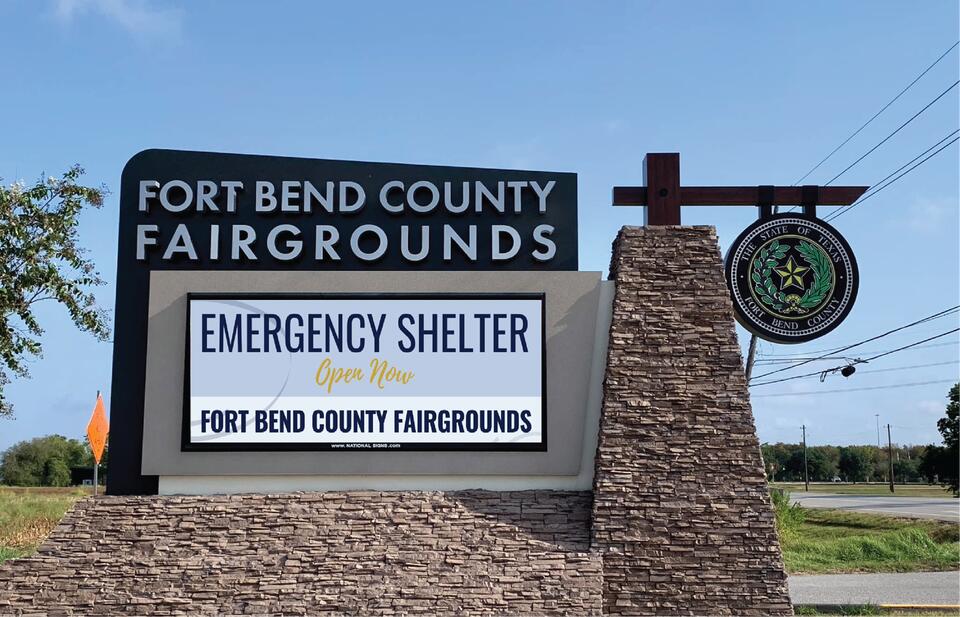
<box><xmin>772</xmin><ymin>483</ymin><xmax>957</xmax><ymax>498</ymax></box>
<box><xmin>0</xmin><ymin>486</ymin><xmax>90</xmax><ymax>564</ymax></box>
<box><xmin>775</xmin><ymin>491</ymin><xmax>960</xmax><ymax>574</ymax></box>
<box><xmin>795</xmin><ymin>606</ymin><xmax>960</xmax><ymax>616</ymax></box>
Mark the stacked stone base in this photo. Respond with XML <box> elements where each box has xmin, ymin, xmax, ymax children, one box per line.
<box><xmin>0</xmin><ymin>491</ymin><xmax>601</xmax><ymax>615</ymax></box>
<box><xmin>0</xmin><ymin>225</ymin><xmax>794</xmax><ymax>615</ymax></box>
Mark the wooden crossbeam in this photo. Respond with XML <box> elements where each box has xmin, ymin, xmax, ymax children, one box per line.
<box><xmin>613</xmin><ymin>153</ymin><xmax>869</xmax><ymax>225</ymax></box>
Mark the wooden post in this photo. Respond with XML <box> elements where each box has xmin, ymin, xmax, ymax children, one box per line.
<box><xmin>642</xmin><ymin>153</ymin><xmax>681</xmax><ymax>225</ymax></box>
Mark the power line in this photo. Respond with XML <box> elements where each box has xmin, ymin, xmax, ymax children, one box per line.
<box><xmin>751</xmin><ymin>378</ymin><xmax>955</xmax><ymax>398</ymax></box>
<box><xmin>750</xmin><ymin>360</ymin><xmax>958</xmax><ymax>381</ymax></box>
<box><xmin>792</xmin><ymin>41</ymin><xmax>959</xmax><ymax>186</ymax></box>
<box><xmin>750</xmin><ymin>328</ymin><xmax>960</xmax><ymax>387</ymax></box>
<box><xmin>823</xmin><ymin>79</ymin><xmax>959</xmax><ymax>186</ymax></box>
<box><xmin>750</xmin><ymin>305</ymin><xmax>960</xmax><ymax>381</ymax></box>
<box><xmin>824</xmin><ymin>133</ymin><xmax>959</xmax><ymax>222</ymax></box>
<box><xmin>823</xmin><ymin>129</ymin><xmax>959</xmax><ymax>220</ymax></box>
<box><xmin>755</xmin><ymin>341</ymin><xmax>959</xmax><ymax>364</ymax></box>
<box><xmin>756</xmin><ymin>338</ymin><xmax>959</xmax><ymax>361</ymax></box>
<box><xmin>750</xmin><ymin>47</ymin><xmax>959</xmax><ymax>361</ymax></box>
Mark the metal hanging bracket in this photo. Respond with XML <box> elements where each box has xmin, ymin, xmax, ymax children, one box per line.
<box><xmin>801</xmin><ymin>185</ymin><xmax>820</xmax><ymax>218</ymax></box>
<box><xmin>757</xmin><ymin>185</ymin><xmax>776</xmax><ymax>220</ymax></box>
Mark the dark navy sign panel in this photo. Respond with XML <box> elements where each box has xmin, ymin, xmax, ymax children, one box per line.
<box><xmin>109</xmin><ymin>149</ymin><xmax>577</xmax><ymax>494</ymax></box>
<box><xmin>124</xmin><ymin>149</ymin><xmax>577</xmax><ymax>271</ymax></box>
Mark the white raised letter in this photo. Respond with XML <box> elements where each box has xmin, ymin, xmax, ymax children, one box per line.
<box><xmin>350</xmin><ymin>224</ymin><xmax>387</xmax><ymax>261</ymax></box>
<box><xmin>315</xmin><ymin>225</ymin><xmax>341</xmax><ymax>260</ymax></box>
<box><xmin>222</xmin><ymin>181</ymin><xmax>243</xmax><ymax>213</ymax></box>
<box><xmin>159</xmin><ymin>180</ymin><xmax>193</xmax><ymax>213</ymax></box>
<box><xmin>379</xmin><ymin>181</ymin><xmax>405</xmax><ymax>213</ymax></box>
<box><xmin>136</xmin><ymin>224</ymin><xmax>159</xmax><ymax>259</ymax></box>
<box><xmin>532</xmin><ymin>224</ymin><xmax>556</xmax><ymax>261</ymax></box>
<box><xmin>232</xmin><ymin>225</ymin><xmax>257</xmax><ymax>260</ymax></box>
<box><xmin>443</xmin><ymin>225</ymin><xmax>477</xmax><ymax>261</ymax></box>
<box><xmin>492</xmin><ymin>225</ymin><xmax>521</xmax><ymax>260</ymax></box>
<box><xmin>196</xmin><ymin>181</ymin><xmax>219</xmax><ymax>211</ymax></box>
<box><xmin>476</xmin><ymin>181</ymin><xmax>505</xmax><ymax>213</ymax></box>
<box><xmin>407</xmin><ymin>181</ymin><xmax>439</xmax><ymax>213</ymax></box>
<box><xmin>281</xmin><ymin>181</ymin><xmax>301</xmax><ymax>212</ymax></box>
<box><xmin>530</xmin><ymin>180</ymin><xmax>556</xmax><ymax>213</ymax></box>
<box><xmin>444</xmin><ymin>181</ymin><xmax>470</xmax><ymax>214</ymax></box>
<box><xmin>267</xmin><ymin>224</ymin><xmax>302</xmax><ymax>260</ymax></box>
<box><xmin>162</xmin><ymin>224</ymin><xmax>198</xmax><ymax>260</ymax></box>
<box><xmin>304</xmin><ymin>181</ymin><xmax>333</xmax><ymax>213</ymax></box>
<box><xmin>255</xmin><ymin>181</ymin><xmax>277</xmax><ymax>212</ymax></box>
<box><xmin>507</xmin><ymin>181</ymin><xmax>527</xmax><ymax>213</ymax></box>
<box><xmin>139</xmin><ymin>181</ymin><xmax>159</xmax><ymax>212</ymax></box>
<box><xmin>401</xmin><ymin>225</ymin><xmax>429</xmax><ymax>261</ymax></box>
<box><xmin>340</xmin><ymin>181</ymin><xmax>365</xmax><ymax>213</ymax></box>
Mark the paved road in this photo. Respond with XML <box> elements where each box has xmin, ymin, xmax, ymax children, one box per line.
<box><xmin>790</xmin><ymin>492</ymin><xmax>959</xmax><ymax>522</ymax></box>
<box><xmin>789</xmin><ymin>571</ymin><xmax>960</xmax><ymax>605</ymax></box>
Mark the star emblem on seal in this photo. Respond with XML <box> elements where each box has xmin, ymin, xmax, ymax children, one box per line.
<box><xmin>775</xmin><ymin>256</ymin><xmax>809</xmax><ymax>291</ymax></box>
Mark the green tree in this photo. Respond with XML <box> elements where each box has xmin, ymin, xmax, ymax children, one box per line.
<box><xmin>839</xmin><ymin>446</ymin><xmax>873</xmax><ymax>483</ymax></box>
<box><xmin>43</xmin><ymin>457</ymin><xmax>71</xmax><ymax>487</ymax></box>
<box><xmin>761</xmin><ymin>444</ymin><xmax>782</xmax><ymax>481</ymax></box>
<box><xmin>893</xmin><ymin>456</ymin><xmax>920</xmax><ymax>483</ymax></box>
<box><xmin>934</xmin><ymin>383</ymin><xmax>959</xmax><ymax>495</ymax></box>
<box><xmin>918</xmin><ymin>444</ymin><xmax>946</xmax><ymax>484</ymax></box>
<box><xmin>0</xmin><ymin>167</ymin><xmax>108</xmax><ymax>416</ymax></box>
<box><xmin>784</xmin><ymin>449</ymin><xmax>805</xmax><ymax>481</ymax></box>
<box><xmin>805</xmin><ymin>448</ymin><xmax>837</xmax><ymax>481</ymax></box>
<box><xmin>0</xmin><ymin>434</ymin><xmax>89</xmax><ymax>486</ymax></box>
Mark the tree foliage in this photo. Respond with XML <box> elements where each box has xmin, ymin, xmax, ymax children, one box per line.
<box><xmin>761</xmin><ymin>442</ymin><xmax>932</xmax><ymax>483</ymax></box>
<box><xmin>933</xmin><ymin>383</ymin><xmax>959</xmax><ymax>494</ymax></box>
<box><xmin>0</xmin><ymin>434</ymin><xmax>92</xmax><ymax>486</ymax></box>
<box><xmin>838</xmin><ymin>446</ymin><xmax>874</xmax><ymax>483</ymax></box>
<box><xmin>0</xmin><ymin>166</ymin><xmax>109</xmax><ymax>416</ymax></box>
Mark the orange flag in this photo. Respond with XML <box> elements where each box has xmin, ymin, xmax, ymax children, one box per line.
<box><xmin>87</xmin><ymin>394</ymin><xmax>109</xmax><ymax>464</ymax></box>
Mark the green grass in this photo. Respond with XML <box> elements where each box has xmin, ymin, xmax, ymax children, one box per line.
<box><xmin>772</xmin><ymin>483</ymin><xmax>957</xmax><ymax>498</ymax></box>
<box><xmin>794</xmin><ymin>605</ymin><xmax>883</xmax><ymax>616</ymax></box>
<box><xmin>0</xmin><ymin>486</ymin><xmax>89</xmax><ymax>563</ymax></box>
<box><xmin>773</xmin><ymin>491</ymin><xmax>960</xmax><ymax>574</ymax></box>
<box><xmin>795</xmin><ymin>606</ymin><xmax>959</xmax><ymax>616</ymax></box>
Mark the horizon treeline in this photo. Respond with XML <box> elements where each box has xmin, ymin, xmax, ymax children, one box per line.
<box><xmin>761</xmin><ymin>441</ymin><xmax>953</xmax><ymax>484</ymax></box>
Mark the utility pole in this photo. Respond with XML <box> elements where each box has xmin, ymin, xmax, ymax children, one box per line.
<box><xmin>745</xmin><ymin>336</ymin><xmax>759</xmax><ymax>380</ymax></box>
<box><xmin>802</xmin><ymin>425</ymin><xmax>809</xmax><ymax>492</ymax></box>
<box><xmin>887</xmin><ymin>424</ymin><xmax>895</xmax><ymax>493</ymax></box>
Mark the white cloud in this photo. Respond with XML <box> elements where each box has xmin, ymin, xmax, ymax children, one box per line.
<box><xmin>53</xmin><ymin>0</ymin><xmax>182</xmax><ymax>39</ymax></box>
<box><xmin>913</xmin><ymin>399</ymin><xmax>945</xmax><ymax>416</ymax></box>
<box><xmin>903</xmin><ymin>197</ymin><xmax>958</xmax><ymax>234</ymax></box>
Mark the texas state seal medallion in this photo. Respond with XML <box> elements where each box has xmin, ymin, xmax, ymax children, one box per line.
<box><xmin>724</xmin><ymin>215</ymin><xmax>858</xmax><ymax>344</ymax></box>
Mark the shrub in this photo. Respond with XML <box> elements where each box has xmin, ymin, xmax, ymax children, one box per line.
<box><xmin>770</xmin><ymin>488</ymin><xmax>806</xmax><ymax>539</ymax></box>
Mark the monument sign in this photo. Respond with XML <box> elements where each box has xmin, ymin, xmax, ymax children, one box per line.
<box><xmin>110</xmin><ymin>149</ymin><xmax>580</xmax><ymax>495</ymax></box>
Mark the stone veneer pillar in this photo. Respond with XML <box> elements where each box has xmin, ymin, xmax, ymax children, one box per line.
<box><xmin>591</xmin><ymin>226</ymin><xmax>793</xmax><ymax>616</ymax></box>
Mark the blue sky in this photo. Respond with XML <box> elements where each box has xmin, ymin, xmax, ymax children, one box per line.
<box><xmin>0</xmin><ymin>0</ymin><xmax>957</xmax><ymax>452</ymax></box>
